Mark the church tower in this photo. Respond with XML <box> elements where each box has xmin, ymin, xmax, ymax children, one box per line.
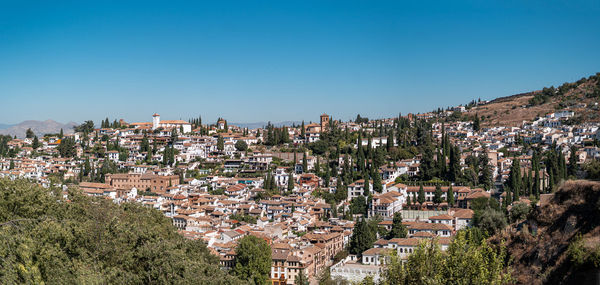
<box><xmin>320</xmin><ymin>113</ymin><xmax>329</xmax><ymax>130</ymax></box>
<box><xmin>152</xmin><ymin>113</ymin><xmax>160</xmax><ymax>130</ymax></box>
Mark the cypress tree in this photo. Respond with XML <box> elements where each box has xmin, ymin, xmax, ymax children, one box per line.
<box><xmin>513</xmin><ymin>183</ymin><xmax>520</xmax><ymax>202</ymax></box>
<box><xmin>548</xmin><ymin>168</ymin><xmax>554</xmax><ymax>192</ymax></box>
<box><xmin>293</xmin><ymin>151</ymin><xmax>297</xmax><ymax>167</ymax></box>
<box><xmin>433</xmin><ymin>184</ymin><xmax>443</xmax><ymax>204</ymax></box>
<box><xmin>163</xmin><ymin>147</ymin><xmax>169</xmax><ymax>165</ymax></box>
<box><xmin>324</xmin><ymin>163</ymin><xmax>331</xmax><ymax>188</ymax></box>
<box><xmin>418</xmin><ymin>183</ymin><xmax>425</xmax><ymax>204</ymax></box>
<box><xmin>302</xmin><ymin>152</ymin><xmax>307</xmax><ymax>173</ymax></box>
<box><xmin>447</xmin><ymin>185</ymin><xmax>455</xmax><ymax>207</ymax></box>
<box><xmin>372</xmin><ymin>168</ymin><xmax>382</xmax><ymax>193</ymax></box>
<box><xmin>508</xmin><ymin>157</ymin><xmax>521</xmax><ymax>197</ymax></box>
<box><xmin>448</xmin><ymin>145</ymin><xmax>461</xmax><ymax>182</ymax></box>
<box><xmin>217</xmin><ymin>135</ymin><xmax>224</xmax><ymax>151</ymax></box>
<box><xmin>287</xmin><ymin>169</ymin><xmax>294</xmax><ymax>192</ymax></box>
<box><xmin>473</xmin><ymin>114</ymin><xmax>480</xmax><ymax>132</ymax></box>
<box><xmin>534</xmin><ymin>167</ymin><xmax>540</xmax><ymax>198</ymax></box>
<box><xmin>568</xmin><ymin>146</ymin><xmax>579</xmax><ymax>177</ymax></box>
<box><xmin>387</xmin><ymin>212</ymin><xmax>407</xmax><ymax>239</ymax></box>
<box><xmin>504</xmin><ymin>187</ymin><xmax>512</xmax><ymax>207</ymax></box>
<box><xmin>32</xmin><ymin>136</ymin><xmax>40</xmax><ymax>150</ymax></box>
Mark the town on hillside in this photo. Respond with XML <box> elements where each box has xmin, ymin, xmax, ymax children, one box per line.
<box><xmin>1</xmin><ymin>100</ymin><xmax>600</xmax><ymax>284</ymax></box>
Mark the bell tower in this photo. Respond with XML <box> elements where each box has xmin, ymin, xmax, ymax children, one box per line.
<box><xmin>320</xmin><ymin>113</ymin><xmax>329</xmax><ymax>130</ymax></box>
<box><xmin>152</xmin><ymin>113</ymin><xmax>160</xmax><ymax>130</ymax></box>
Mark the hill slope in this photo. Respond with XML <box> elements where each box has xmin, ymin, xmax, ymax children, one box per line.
<box><xmin>491</xmin><ymin>180</ymin><xmax>600</xmax><ymax>284</ymax></box>
<box><xmin>0</xmin><ymin>179</ymin><xmax>245</xmax><ymax>284</ymax></box>
<box><xmin>467</xmin><ymin>73</ymin><xmax>600</xmax><ymax>126</ymax></box>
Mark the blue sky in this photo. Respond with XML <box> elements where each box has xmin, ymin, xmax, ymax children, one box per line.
<box><xmin>1</xmin><ymin>0</ymin><xmax>599</xmax><ymax>125</ymax></box>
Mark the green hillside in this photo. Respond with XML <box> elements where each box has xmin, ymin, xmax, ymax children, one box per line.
<box><xmin>0</xmin><ymin>179</ymin><xmax>245</xmax><ymax>284</ymax></box>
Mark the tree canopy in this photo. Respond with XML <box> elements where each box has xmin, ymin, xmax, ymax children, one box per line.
<box><xmin>233</xmin><ymin>235</ymin><xmax>271</xmax><ymax>285</ymax></box>
<box><xmin>380</xmin><ymin>229</ymin><xmax>512</xmax><ymax>285</ymax></box>
<box><xmin>0</xmin><ymin>178</ymin><xmax>244</xmax><ymax>284</ymax></box>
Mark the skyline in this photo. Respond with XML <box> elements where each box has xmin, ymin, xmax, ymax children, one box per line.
<box><xmin>2</xmin><ymin>0</ymin><xmax>600</xmax><ymax>124</ymax></box>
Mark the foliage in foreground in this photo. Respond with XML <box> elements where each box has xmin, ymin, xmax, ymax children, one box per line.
<box><xmin>233</xmin><ymin>235</ymin><xmax>271</xmax><ymax>285</ymax></box>
<box><xmin>0</xmin><ymin>179</ymin><xmax>244</xmax><ymax>284</ymax></box>
<box><xmin>380</xmin><ymin>229</ymin><xmax>512</xmax><ymax>285</ymax></box>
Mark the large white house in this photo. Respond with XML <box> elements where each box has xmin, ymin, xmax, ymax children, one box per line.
<box><xmin>152</xmin><ymin>113</ymin><xmax>192</xmax><ymax>133</ymax></box>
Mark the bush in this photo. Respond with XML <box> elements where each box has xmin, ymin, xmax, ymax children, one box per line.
<box><xmin>584</xmin><ymin>160</ymin><xmax>600</xmax><ymax>180</ymax></box>
<box><xmin>235</xmin><ymin>140</ymin><xmax>248</xmax><ymax>152</ymax></box>
<box><xmin>474</xmin><ymin>208</ymin><xmax>507</xmax><ymax>235</ymax></box>
<box><xmin>510</xmin><ymin>202</ymin><xmax>531</xmax><ymax>223</ymax></box>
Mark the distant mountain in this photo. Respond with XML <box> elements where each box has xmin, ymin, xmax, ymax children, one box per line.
<box><xmin>0</xmin><ymin>120</ymin><xmax>77</xmax><ymax>138</ymax></box>
<box><xmin>232</xmin><ymin>121</ymin><xmax>302</xmax><ymax>129</ymax></box>
<box><xmin>0</xmin><ymin>123</ymin><xmax>14</xmax><ymax>130</ymax></box>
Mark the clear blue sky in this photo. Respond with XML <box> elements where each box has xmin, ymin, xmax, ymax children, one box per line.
<box><xmin>1</xmin><ymin>0</ymin><xmax>599</xmax><ymax>125</ymax></box>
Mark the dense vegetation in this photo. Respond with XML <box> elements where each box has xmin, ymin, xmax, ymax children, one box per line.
<box><xmin>380</xmin><ymin>229</ymin><xmax>512</xmax><ymax>285</ymax></box>
<box><xmin>232</xmin><ymin>235</ymin><xmax>271</xmax><ymax>285</ymax></box>
<box><xmin>0</xmin><ymin>179</ymin><xmax>244</xmax><ymax>284</ymax></box>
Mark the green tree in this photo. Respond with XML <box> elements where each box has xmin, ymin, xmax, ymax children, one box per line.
<box><xmin>381</xmin><ymin>229</ymin><xmax>511</xmax><ymax>285</ymax></box>
<box><xmin>350</xmin><ymin>196</ymin><xmax>367</xmax><ymax>216</ymax></box>
<box><xmin>447</xmin><ymin>185</ymin><xmax>455</xmax><ymax>207</ymax></box>
<box><xmin>235</xmin><ymin>140</ymin><xmax>248</xmax><ymax>152</ymax></box>
<box><xmin>479</xmin><ymin>153</ymin><xmax>493</xmax><ymax>190</ymax></box>
<box><xmin>334</xmin><ymin>178</ymin><xmax>347</xmax><ymax>202</ymax></box>
<box><xmin>417</xmin><ymin>183</ymin><xmax>425</xmax><ymax>204</ymax></box>
<box><xmin>140</xmin><ymin>135</ymin><xmax>150</xmax><ymax>153</ymax></box>
<box><xmin>73</xmin><ymin>121</ymin><xmax>94</xmax><ymax>134</ymax></box>
<box><xmin>302</xmin><ymin>153</ymin><xmax>308</xmax><ymax>173</ymax></box>
<box><xmin>31</xmin><ymin>136</ymin><xmax>40</xmax><ymax>150</ymax></box>
<box><xmin>372</xmin><ymin>169</ymin><xmax>383</xmax><ymax>193</ymax></box>
<box><xmin>57</xmin><ymin>137</ymin><xmax>76</xmax><ymax>158</ymax></box>
<box><xmin>584</xmin><ymin>160</ymin><xmax>600</xmax><ymax>179</ymax></box>
<box><xmin>387</xmin><ymin>212</ymin><xmax>407</xmax><ymax>239</ymax></box>
<box><xmin>509</xmin><ymin>202</ymin><xmax>531</xmax><ymax>223</ymax></box>
<box><xmin>473</xmin><ymin>114</ymin><xmax>481</xmax><ymax>132</ymax></box>
<box><xmin>217</xmin><ymin>135</ymin><xmax>225</xmax><ymax>151</ymax></box>
<box><xmin>348</xmin><ymin>218</ymin><xmax>376</xmax><ymax>258</ymax></box>
<box><xmin>448</xmin><ymin>145</ymin><xmax>461</xmax><ymax>182</ymax></box>
<box><xmin>287</xmin><ymin>170</ymin><xmax>295</xmax><ymax>192</ymax></box>
<box><xmin>0</xmin><ymin>178</ymin><xmax>244</xmax><ymax>284</ymax></box>
<box><xmin>508</xmin><ymin>157</ymin><xmax>521</xmax><ymax>202</ymax></box>
<box><xmin>233</xmin><ymin>235</ymin><xmax>271</xmax><ymax>285</ymax></box>
<box><xmin>433</xmin><ymin>184</ymin><xmax>443</xmax><ymax>204</ymax></box>
<box><xmin>568</xmin><ymin>146</ymin><xmax>579</xmax><ymax>177</ymax></box>
<box><xmin>25</xmin><ymin>128</ymin><xmax>35</xmax><ymax>139</ymax></box>
<box><xmin>474</xmin><ymin>208</ymin><xmax>507</xmax><ymax>235</ymax></box>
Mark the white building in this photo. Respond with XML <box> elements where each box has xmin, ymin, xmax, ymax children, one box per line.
<box><xmin>152</xmin><ymin>113</ymin><xmax>192</xmax><ymax>133</ymax></box>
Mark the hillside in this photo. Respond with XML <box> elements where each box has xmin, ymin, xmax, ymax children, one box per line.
<box><xmin>491</xmin><ymin>180</ymin><xmax>600</xmax><ymax>284</ymax></box>
<box><xmin>0</xmin><ymin>179</ymin><xmax>245</xmax><ymax>284</ymax></box>
<box><xmin>0</xmin><ymin>120</ymin><xmax>77</xmax><ymax>138</ymax></box>
<box><xmin>466</xmin><ymin>73</ymin><xmax>600</xmax><ymax>126</ymax></box>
